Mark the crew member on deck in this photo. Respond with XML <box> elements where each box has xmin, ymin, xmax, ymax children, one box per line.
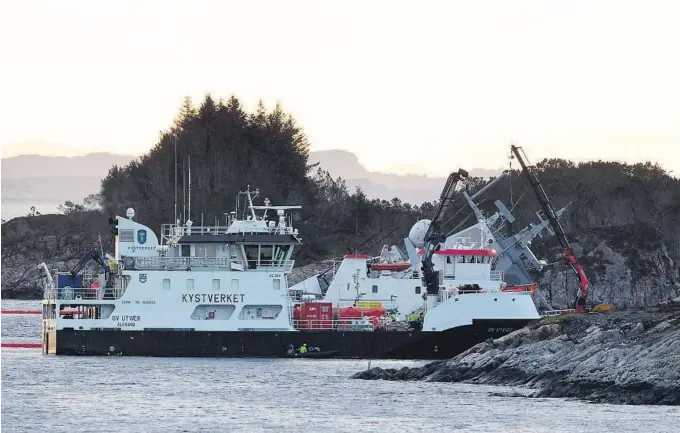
<box><xmin>299</xmin><ymin>343</ymin><xmax>308</xmax><ymax>354</ymax></box>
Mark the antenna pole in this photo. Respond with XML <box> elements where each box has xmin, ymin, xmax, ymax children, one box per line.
<box><xmin>183</xmin><ymin>158</ymin><xmax>186</xmax><ymax>223</ymax></box>
<box><xmin>188</xmin><ymin>154</ymin><xmax>191</xmax><ymax>221</ymax></box>
<box><xmin>174</xmin><ymin>135</ymin><xmax>178</xmax><ymax>224</ymax></box>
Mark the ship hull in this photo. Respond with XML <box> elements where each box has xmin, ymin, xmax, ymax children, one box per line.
<box><xmin>49</xmin><ymin>318</ymin><xmax>535</xmax><ymax>359</ymax></box>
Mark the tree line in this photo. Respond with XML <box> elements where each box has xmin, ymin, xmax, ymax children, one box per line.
<box><xmin>60</xmin><ymin>94</ymin><xmax>680</xmax><ymax>265</ymax></box>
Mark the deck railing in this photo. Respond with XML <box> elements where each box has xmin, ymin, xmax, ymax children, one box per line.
<box><xmin>43</xmin><ymin>287</ymin><xmax>126</xmax><ymax>301</ymax></box>
<box><xmin>161</xmin><ymin>223</ymin><xmax>299</xmax><ymax>243</ymax></box>
<box><xmin>292</xmin><ymin>318</ymin><xmax>378</xmax><ymax>331</ymax></box>
<box><xmin>121</xmin><ymin>256</ymin><xmax>295</xmax><ymax>273</ymax></box>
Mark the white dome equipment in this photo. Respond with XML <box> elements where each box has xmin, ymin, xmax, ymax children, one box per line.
<box><xmin>408</xmin><ymin>219</ymin><xmax>431</xmax><ymax>248</ymax></box>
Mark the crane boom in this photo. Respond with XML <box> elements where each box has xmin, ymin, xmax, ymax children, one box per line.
<box><xmin>509</xmin><ymin>145</ymin><xmax>590</xmax><ymax>312</ymax></box>
<box><xmin>421</xmin><ymin>169</ymin><xmax>469</xmax><ymax>299</ymax></box>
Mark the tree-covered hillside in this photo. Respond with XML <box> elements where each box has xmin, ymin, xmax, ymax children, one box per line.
<box><xmin>98</xmin><ymin>94</ymin><xmax>680</xmax><ymax>265</ymax></box>
<box><xmin>98</xmin><ymin>95</ymin><xmax>434</xmax><ymax>265</ymax></box>
<box><xmin>3</xmin><ymin>94</ymin><xmax>679</xmax><ymax>303</ymax></box>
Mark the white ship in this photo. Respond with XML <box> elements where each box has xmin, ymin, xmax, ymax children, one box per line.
<box><xmin>39</xmin><ymin>179</ymin><xmax>542</xmax><ymax>359</ymax></box>
<box><xmin>290</xmin><ymin>170</ymin><xmax>568</xmax><ymax>321</ymax></box>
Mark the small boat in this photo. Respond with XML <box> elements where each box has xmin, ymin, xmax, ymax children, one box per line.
<box><xmin>285</xmin><ymin>350</ymin><xmax>340</xmax><ymax>359</ymax></box>
<box><xmin>369</xmin><ymin>262</ymin><xmax>412</xmax><ymax>272</ymax></box>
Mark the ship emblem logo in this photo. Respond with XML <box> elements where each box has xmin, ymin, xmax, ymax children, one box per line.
<box><xmin>139</xmin><ymin>273</ymin><xmax>147</xmax><ymax>283</ymax></box>
<box><xmin>137</xmin><ymin>229</ymin><xmax>147</xmax><ymax>244</ymax></box>
<box><xmin>61</xmin><ymin>286</ymin><xmax>74</xmax><ymax>300</ymax></box>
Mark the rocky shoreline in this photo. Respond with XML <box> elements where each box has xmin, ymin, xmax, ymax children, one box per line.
<box><xmin>352</xmin><ymin>303</ymin><xmax>680</xmax><ymax>405</ymax></box>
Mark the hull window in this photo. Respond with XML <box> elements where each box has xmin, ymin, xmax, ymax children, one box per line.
<box><xmin>186</xmin><ymin>279</ymin><xmax>194</xmax><ymax>290</ymax></box>
<box><xmin>212</xmin><ymin>279</ymin><xmax>221</xmax><ymax>291</ymax></box>
<box><xmin>231</xmin><ymin>279</ymin><xmax>239</xmax><ymax>290</ymax></box>
<box><xmin>163</xmin><ymin>279</ymin><xmax>171</xmax><ymax>290</ymax></box>
<box><xmin>372</xmin><ymin>285</ymin><xmax>378</xmax><ymax>293</ymax></box>
<box><xmin>273</xmin><ymin>279</ymin><xmax>281</xmax><ymax>290</ymax></box>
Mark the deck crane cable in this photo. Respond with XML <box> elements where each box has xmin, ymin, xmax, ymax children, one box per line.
<box><xmin>509</xmin><ymin>144</ymin><xmax>590</xmax><ymax>312</ymax></box>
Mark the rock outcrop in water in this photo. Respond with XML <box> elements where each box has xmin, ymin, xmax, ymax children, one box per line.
<box><xmin>352</xmin><ymin>302</ymin><xmax>680</xmax><ymax>405</ymax></box>
<box><xmin>1</xmin><ymin>211</ymin><xmax>112</xmax><ymax>299</ymax></box>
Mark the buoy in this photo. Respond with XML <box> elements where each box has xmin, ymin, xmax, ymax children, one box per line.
<box><xmin>1</xmin><ymin>310</ymin><xmax>41</xmax><ymax>315</ymax></box>
<box><xmin>2</xmin><ymin>343</ymin><xmax>42</xmax><ymax>348</ymax></box>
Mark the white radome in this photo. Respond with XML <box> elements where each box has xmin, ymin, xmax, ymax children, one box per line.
<box><xmin>408</xmin><ymin>219</ymin><xmax>431</xmax><ymax>248</ymax></box>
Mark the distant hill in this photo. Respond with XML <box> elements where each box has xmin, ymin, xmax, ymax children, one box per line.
<box><xmin>1</xmin><ymin>153</ymin><xmax>136</xmax><ymax>178</ymax></box>
<box><xmin>1</xmin><ymin>153</ymin><xmax>136</xmax><ymax>220</ymax></box>
<box><xmin>308</xmin><ymin>150</ymin><xmax>503</xmax><ymax>205</ymax></box>
<box><xmin>1</xmin><ymin>149</ymin><xmax>502</xmax><ymax>220</ymax></box>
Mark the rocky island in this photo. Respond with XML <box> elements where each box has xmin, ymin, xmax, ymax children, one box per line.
<box><xmin>353</xmin><ymin>301</ymin><xmax>680</xmax><ymax>405</ymax></box>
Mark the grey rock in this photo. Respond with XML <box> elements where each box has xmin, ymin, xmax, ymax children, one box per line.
<box><xmin>629</xmin><ymin>322</ymin><xmax>645</xmax><ymax>336</ymax></box>
<box><xmin>352</xmin><ymin>309</ymin><xmax>680</xmax><ymax>406</ymax></box>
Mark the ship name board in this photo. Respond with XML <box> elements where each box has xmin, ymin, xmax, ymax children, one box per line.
<box><xmin>488</xmin><ymin>327</ymin><xmax>514</xmax><ymax>333</ymax></box>
<box><xmin>182</xmin><ymin>293</ymin><xmax>245</xmax><ymax>303</ymax></box>
<box><xmin>111</xmin><ymin>315</ymin><xmax>140</xmax><ymax>328</ymax></box>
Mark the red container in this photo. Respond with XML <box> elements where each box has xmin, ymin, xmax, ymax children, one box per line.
<box><xmin>300</xmin><ymin>302</ymin><xmax>332</xmax><ymax>329</ymax></box>
<box><xmin>339</xmin><ymin>306</ymin><xmax>362</xmax><ymax>318</ymax></box>
<box><xmin>338</xmin><ymin>306</ymin><xmax>385</xmax><ymax>318</ymax></box>
<box><xmin>317</xmin><ymin>302</ymin><xmax>333</xmax><ymax>329</ymax></box>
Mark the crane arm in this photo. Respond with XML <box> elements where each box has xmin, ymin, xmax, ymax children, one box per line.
<box><xmin>421</xmin><ymin>168</ymin><xmax>469</xmax><ymax>296</ymax></box>
<box><xmin>70</xmin><ymin>246</ymin><xmax>111</xmax><ymax>281</ymax></box>
<box><xmin>509</xmin><ymin>145</ymin><xmax>590</xmax><ymax>312</ymax></box>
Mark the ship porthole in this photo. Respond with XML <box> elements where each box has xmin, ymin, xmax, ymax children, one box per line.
<box><xmin>512</xmin><ymin>298</ymin><xmax>516</xmax><ymax>302</ymax></box>
<box><xmin>109</xmin><ymin>345</ymin><xmax>115</xmax><ymax>352</ymax></box>
<box><xmin>455</xmin><ymin>298</ymin><xmax>459</xmax><ymax>301</ymax></box>
<box><xmin>494</xmin><ymin>298</ymin><xmax>498</xmax><ymax>302</ymax></box>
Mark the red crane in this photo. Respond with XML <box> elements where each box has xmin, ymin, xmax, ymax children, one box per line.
<box><xmin>510</xmin><ymin>145</ymin><xmax>590</xmax><ymax>312</ymax></box>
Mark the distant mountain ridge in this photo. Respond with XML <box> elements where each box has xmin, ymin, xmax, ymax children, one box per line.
<box><xmin>1</xmin><ymin>149</ymin><xmax>502</xmax><ymax>220</ymax></box>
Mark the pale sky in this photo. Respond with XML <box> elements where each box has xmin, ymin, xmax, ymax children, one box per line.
<box><xmin>1</xmin><ymin>0</ymin><xmax>678</xmax><ymax>176</ymax></box>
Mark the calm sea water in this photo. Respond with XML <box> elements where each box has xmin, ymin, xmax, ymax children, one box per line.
<box><xmin>2</xmin><ymin>300</ymin><xmax>678</xmax><ymax>433</ymax></box>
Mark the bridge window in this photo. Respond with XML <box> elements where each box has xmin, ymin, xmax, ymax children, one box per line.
<box><xmin>186</xmin><ymin>279</ymin><xmax>194</xmax><ymax>290</ymax></box>
<box><xmin>274</xmin><ymin>245</ymin><xmax>291</xmax><ymax>262</ymax></box>
<box><xmin>181</xmin><ymin>245</ymin><xmax>191</xmax><ymax>257</ymax></box>
<box><xmin>372</xmin><ymin>285</ymin><xmax>378</xmax><ymax>293</ymax></box>
<box><xmin>260</xmin><ymin>245</ymin><xmax>274</xmax><ymax>264</ymax></box>
<box><xmin>244</xmin><ymin>245</ymin><xmax>259</xmax><ymax>269</ymax></box>
<box><xmin>194</xmin><ymin>244</ymin><xmax>217</xmax><ymax>258</ymax></box>
<box><xmin>212</xmin><ymin>279</ymin><xmax>221</xmax><ymax>291</ymax></box>
<box><xmin>415</xmin><ymin>286</ymin><xmax>421</xmax><ymax>294</ymax></box>
<box><xmin>163</xmin><ymin>279</ymin><xmax>171</xmax><ymax>290</ymax></box>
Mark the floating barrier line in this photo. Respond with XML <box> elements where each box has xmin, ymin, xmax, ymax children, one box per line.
<box><xmin>1</xmin><ymin>310</ymin><xmax>42</xmax><ymax>315</ymax></box>
<box><xmin>2</xmin><ymin>343</ymin><xmax>42</xmax><ymax>348</ymax></box>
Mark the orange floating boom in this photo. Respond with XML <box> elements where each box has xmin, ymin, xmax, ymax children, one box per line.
<box><xmin>1</xmin><ymin>310</ymin><xmax>41</xmax><ymax>314</ymax></box>
<box><xmin>2</xmin><ymin>343</ymin><xmax>42</xmax><ymax>348</ymax></box>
